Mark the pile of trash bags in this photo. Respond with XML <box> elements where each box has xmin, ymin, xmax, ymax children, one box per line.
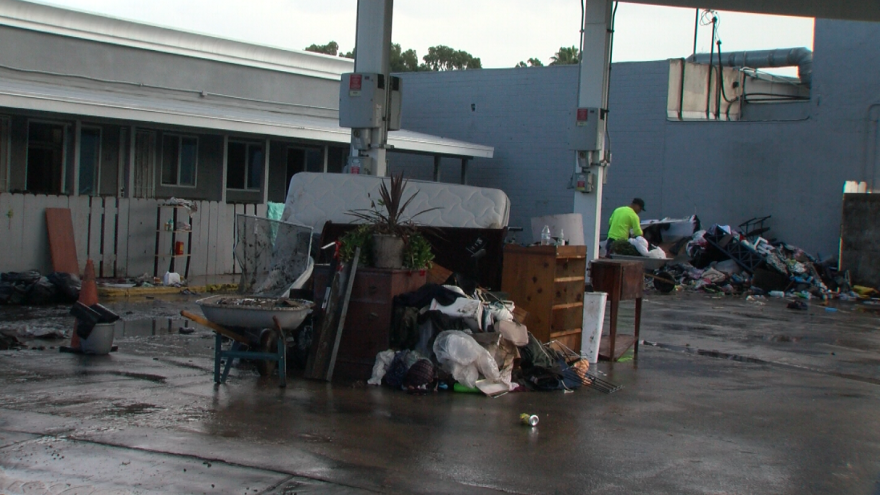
<box><xmin>0</xmin><ymin>271</ymin><xmax>81</xmax><ymax>305</ymax></box>
<box><xmin>368</xmin><ymin>275</ymin><xmax>593</xmax><ymax>396</ymax></box>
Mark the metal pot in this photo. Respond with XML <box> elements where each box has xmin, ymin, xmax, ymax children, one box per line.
<box><xmin>372</xmin><ymin>234</ymin><xmax>404</xmax><ymax>269</ymax></box>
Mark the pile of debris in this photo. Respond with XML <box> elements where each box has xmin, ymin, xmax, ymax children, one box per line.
<box><xmin>665</xmin><ymin>224</ymin><xmax>856</xmax><ymax>299</ymax></box>
<box><xmin>0</xmin><ymin>271</ymin><xmax>81</xmax><ymax>306</ymax></box>
<box><xmin>367</xmin><ymin>276</ymin><xmax>607</xmax><ymax>397</ymax></box>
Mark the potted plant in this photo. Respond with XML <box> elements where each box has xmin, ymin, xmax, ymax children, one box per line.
<box><xmin>341</xmin><ymin>173</ymin><xmax>437</xmax><ymax>270</ymax></box>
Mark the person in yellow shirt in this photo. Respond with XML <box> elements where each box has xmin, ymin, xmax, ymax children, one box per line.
<box><xmin>606</xmin><ymin>198</ymin><xmax>645</xmax><ymax>253</ymax></box>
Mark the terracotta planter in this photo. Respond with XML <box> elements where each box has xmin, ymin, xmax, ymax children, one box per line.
<box><xmin>373</xmin><ymin>234</ymin><xmax>405</xmax><ymax>269</ymax></box>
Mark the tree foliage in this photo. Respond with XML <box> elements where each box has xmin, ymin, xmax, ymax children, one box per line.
<box><xmin>304</xmin><ymin>41</ymin><xmax>340</xmax><ymax>56</ymax></box>
<box><xmin>421</xmin><ymin>45</ymin><xmax>482</xmax><ymax>71</ymax></box>
<box><xmin>515</xmin><ymin>57</ymin><xmax>544</xmax><ymax>68</ymax></box>
<box><xmin>390</xmin><ymin>43</ymin><xmax>420</xmax><ymax>72</ymax></box>
<box><xmin>305</xmin><ymin>41</ymin><xmax>483</xmax><ymax>72</ymax></box>
<box><xmin>550</xmin><ymin>46</ymin><xmax>580</xmax><ymax>65</ymax></box>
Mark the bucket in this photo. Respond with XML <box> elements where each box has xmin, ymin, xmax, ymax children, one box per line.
<box><xmin>79</xmin><ymin>322</ymin><xmax>115</xmax><ymax>355</ymax></box>
<box><xmin>581</xmin><ymin>292</ymin><xmax>607</xmax><ymax>363</ymax></box>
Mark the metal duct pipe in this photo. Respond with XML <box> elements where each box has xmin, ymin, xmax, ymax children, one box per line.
<box><xmin>687</xmin><ymin>47</ymin><xmax>813</xmax><ymax>87</ymax></box>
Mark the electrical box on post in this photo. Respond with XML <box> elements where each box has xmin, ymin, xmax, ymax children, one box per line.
<box><xmin>388</xmin><ymin>76</ymin><xmax>402</xmax><ymax>131</ymax></box>
<box><xmin>568</xmin><ymin>107</ymin><xmax>604</xmax><ymax>151</ymax></box>
<box><xmin>339</xmin><ymin>73</ymin><xmax>386</xmax><ymax>128</ymax></box>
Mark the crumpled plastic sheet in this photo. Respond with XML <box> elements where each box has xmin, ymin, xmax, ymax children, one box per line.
<box><xmin>433</xmin><ymin>330</ymin><xmax>501</xmax><ymax>389</ymax></box>
<box><xmin>367</xmin><ymin>349</ymin><xmax>396</xmax><ymax>386</ymax></box>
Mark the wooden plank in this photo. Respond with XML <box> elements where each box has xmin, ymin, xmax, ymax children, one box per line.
<box><xmin>102</xmin><ymin>198</ymin><xmax>117</xmax><ymax>277</ymax></box>
<box><xmin>21</xmin><ymin>194</ymin><xmax>46</xmax><ymax>273</ymax></box>
<box><xmin>115</xmin><ymin>198</ymin><xmax>130</xmax><ymax>277</ymax></box>
<box><xmin>88</xmin><ymin>196</ymin><xmax>104</xmax><ymax>264</ymax></box>
<box><xmin>256</xmin><ymin>202</ymin><xmax>267</xmax><ymax>218</ymax></box>
<box><xmin>305</xmin><ymin>250</ymin><xmax>359</xmax><ymax>382</ymax></box>
<box><xmin>69</xmin><ymin>195</ymin><xmax>90</xmax><ymax>274</ymax></box>
<box><xmin>45</xmin><ymin>208</ymin><xmax>79</xmax><ymax>274</ymax></box>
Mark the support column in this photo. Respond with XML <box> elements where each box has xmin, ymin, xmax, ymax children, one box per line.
<box><xmin>573</xmin><ymin>0</ymin><xmax>613</xmax><ymax>260</ymax></box>
<box><xmin>220</xmin><ymin>135</ymin><xmax>229</xmax><ymax>203</ymax></box>
<box><xmin>126</xmin><ymin>125</ymin><xmax>136</xmax><ymax>199</ymax></box>
<box><xmin>433</xmin><ymin>156</ymin><xmax>441</xmax><ymax>182</ymax></box>
<box><xmin>262</xmin><ymin>139</ymin><xmax>271</xmax><ymax>205</ymax></box>
<box><xmin>351</xmin><ymin>0</ymin><xmax>393</xmax><ymax>176</ymax></box>
<box><xmin>460</xmin><ymin>158</ymin><xmax>469</xmax><ymax>185</ymax></box>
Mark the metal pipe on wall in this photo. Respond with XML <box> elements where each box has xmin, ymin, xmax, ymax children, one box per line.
<box><xmin>688</xmin><ymin>47</ymin><xmax>813</xmax><ymax>87</ymax></box>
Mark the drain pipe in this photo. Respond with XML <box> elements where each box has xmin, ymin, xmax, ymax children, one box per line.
<box><xmin>688</xmin><ymin>47</ymin><xmax>813</xmax><ymax>87</ymax></box>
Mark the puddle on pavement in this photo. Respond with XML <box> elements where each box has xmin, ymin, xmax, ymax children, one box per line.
<box><xmin>114</xmin><ymin>317</ymin><xmax>192</xmax><ymax>338</ymax></box>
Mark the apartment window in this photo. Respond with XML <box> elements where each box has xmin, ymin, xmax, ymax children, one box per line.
<box><xmin>161</xmin><ymin>134</ymin><xmax>197</xmax><ymax>186</ymax></box>
<box><xmin>226</xmin><ymin>141</ymin><xmax>264</xmax><ymax>190</ymax></box>
<box><xmin>0</xmin><ymin>116</ymin><xmax>9</xmax><ymax>192</ymax></box>
<box><xmin>78</xmin><ymin>127</ymin><xmax>101</xmax><ymax>195</ymax></box>
<box><xmin>27</xmin><ymin>121</ymin><xmax>66</xmax><ymax>194</ymax></box>
<box><xmin>285</xmin><ymin>146</ymin><xmax>323</xmax><ymax>187</ymax></box>
<box><xmin>327</xmin><ymin>146</ymin><xmax>346</xmax><ymax>174</ymax></box>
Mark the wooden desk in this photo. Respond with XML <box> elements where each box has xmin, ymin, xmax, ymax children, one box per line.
<box><xmin>590</xmin><ymin>259</ymin><xmax>644</xmax><ymax>361</ymax></box>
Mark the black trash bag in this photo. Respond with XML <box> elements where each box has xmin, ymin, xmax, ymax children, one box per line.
<box><xmin>26</xmin><ymin>277</ymin><xmax>58</xmax><ymax>305</ymax></box>
<box><xmin>0</xmin><ymin>281</ymin><xmax>15</xmax><ymax>305</ymax></box>
<box><xmin>1</xmin><ymin>270</ymin><xmax>41</xmax><ymax>284</ymax></box>
<box><xmin>47</xmin><ymin>272</ymin><xmax>81</xmax><ymax>302</ymax></box>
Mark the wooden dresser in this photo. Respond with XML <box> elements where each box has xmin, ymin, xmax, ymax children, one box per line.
<box><xmin>313</xmin><ymin>266</ymin><xmax>426</xmax><ymax>380</ymax></box>
<box><xmin>501</xmin><ymin>245</ymin><xmax>587</xmax><ymax>351</ymax></box>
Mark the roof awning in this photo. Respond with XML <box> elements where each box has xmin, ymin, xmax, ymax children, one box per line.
<box><xmin>0</xmin><ymin>72</ymin><xmax>494</xmax><ymax>159</ymax></box>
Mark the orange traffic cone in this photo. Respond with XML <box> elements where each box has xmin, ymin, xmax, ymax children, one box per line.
<box><xmin>70</xmin><ymin>259</ymin><xmax>98</xmax><ymax>349</ymax></box>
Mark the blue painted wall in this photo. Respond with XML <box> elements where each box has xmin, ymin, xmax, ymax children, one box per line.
<box><xmin>394</xmin><ymin>19</ymin><xmax>880</xmax><ymax>257</ymax></box>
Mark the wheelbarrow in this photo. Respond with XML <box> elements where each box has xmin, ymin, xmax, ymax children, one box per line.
<box><xmin>609</xmin><ymin>254</ymin><xmax>677</xmax><ymax>293</ymax></box>
<box><xmin>181</xmin><ymin>295</ymin><xmax>313</xmax><ymax>387</ymax></box>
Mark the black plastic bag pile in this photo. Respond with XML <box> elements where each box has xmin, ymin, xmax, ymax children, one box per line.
<box><xmin>0</xmin><ymin>270</ymin><xmax>81</xmax><ymax>305</ymax></box>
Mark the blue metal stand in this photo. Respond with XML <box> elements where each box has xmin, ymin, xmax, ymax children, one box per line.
<box><xmin>213</xmin><ymin>331</ymin><xmax>287</xmax><ymax>387</ymax></box>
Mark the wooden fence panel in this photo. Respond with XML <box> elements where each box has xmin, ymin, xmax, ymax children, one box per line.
<box><xmin>69</xmin><ymin>196</ymin><xmax>90</xmax><ymax>274</ymax></box>
<box><xmin>206</xmin><ymin>201</ymin><xmax>219</xmax><ymax>277</ymax></box>
<box><xmin>0</xmin><ymin>193</ymin><xmax>23</xmax><ymax>273</ymax></box>
<box><xmin>87</xmin><ymin>197</ymin><xmax>103</xmax><ymax>266</ymax></box>
<box><xmin>126</xmin><ymin>198</ymin><xmax>159</xmax><ymax>278</ymax></box>
<box><xmin>101</xmin><ymin>198</ymin><xmax>118</xmax><ymax>277</ymax></box>
<box><xmin>115</xmin><ymin>198</ymin><xmax>130</xmax><ymax>277</ymax></box>
<box><xmin>21</xmin><ymin>194</ymin><xmax>47</xmax><ymax>274</ymax></box>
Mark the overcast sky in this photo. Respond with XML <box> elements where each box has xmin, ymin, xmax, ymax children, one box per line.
<box><xmin>31</xmin><ymin>0</ymin><xmax>814</xmax><ymax>74</ymax></box>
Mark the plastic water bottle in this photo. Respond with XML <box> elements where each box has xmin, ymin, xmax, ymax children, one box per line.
<box><xmin>557</xmin><ymin>228</ymin><xmax>565</xmax><ymax>246</ymax></box>
<box><xmin>541</xmin><ymin>225</ymin><xmax>551</xmax><ymax>246</ymax></box>
<box><xmin>769</xmin><ymin>290</ymin><xmax>785</xmax><ymax>298</ymax></box>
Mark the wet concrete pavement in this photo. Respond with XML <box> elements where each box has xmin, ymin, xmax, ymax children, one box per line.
<box><xmin>2</xmin><ymin>292</ymin><xmax>880</xmax><ymax>494</ymax></box>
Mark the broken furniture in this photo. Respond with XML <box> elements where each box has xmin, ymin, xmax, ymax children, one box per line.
<box><xmin>154</xmin><ymin>204</ymin><xmax>192</xmax><ymax>279</ymax></box>
<box><xmin>589</xmin><ymin>259</ymin><xmax>644</xmax><ymax>361</ymax></box>
<box><xmin>305</xmin><ymin>250</ymin><xmax>359</xmax><ymax>382</ymax></box>
<box><xmin>501</xmin><ymin>245</ymin><xmax>587</xmax><ymax>351</ymax></box>
<box><xmin>312</xmin><ymin>265</ymin><xmax>426</xmax><ymax>380</ymax></box>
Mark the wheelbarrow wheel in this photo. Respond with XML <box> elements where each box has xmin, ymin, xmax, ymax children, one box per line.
<box><xmin>652</xmin><ymin>270</ymin><xmax>676</xmax><ymax>293</ymax></box>
<box><xmin>255</xmin><ymin>328</ymin><xmax>279</xmax><ymax>377</ymax></box>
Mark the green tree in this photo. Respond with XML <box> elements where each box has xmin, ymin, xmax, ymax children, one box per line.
<box><xmin>515</xmin><ymin>57</ymin><xmax>544</xmax><ymax>68</ymax></box>
<box><xmin>550</xmin><ymin>46</ymin><xmax>580</xmax><ymax>65</ymax></box>
<box><xmin>390</xmin><ymin>43</ymin><xmax>420</xmax><ymax>72</ymax></box>
<box><xmin>304</xmin><ymin>41</ymin><xmax>340</xmax><ymax>56</ymax></box>
<box><xmin>421</xmin><ymin>45</ymin><xmax>482</xmax><ymax>71</ymax></box>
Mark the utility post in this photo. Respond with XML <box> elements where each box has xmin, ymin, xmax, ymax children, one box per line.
<box><xmin>339</xmin><ymin>0</ymin><xmax>395</xmax><ymax>177</ymax></box>
<box><xmin>571</xmin><ymin>0</ymin><xmax>614</xmax><ymax>260</ymax></box>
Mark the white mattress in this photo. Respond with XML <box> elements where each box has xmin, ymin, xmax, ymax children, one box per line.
<box><xmin>280</xmin><ymin>172</ymin><xmax>510</xmax><ymax>232</ymax></box>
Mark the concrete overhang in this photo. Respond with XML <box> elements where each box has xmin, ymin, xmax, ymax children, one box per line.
<box><xmin>624</xmin><ymin>0</ymin><xmax>880</xmax><ymax>22</ymax></box>
<box><xmin>0</xmin><ymin>72</ymin><xmax>494</xmax><ymax>159</ymax></box>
